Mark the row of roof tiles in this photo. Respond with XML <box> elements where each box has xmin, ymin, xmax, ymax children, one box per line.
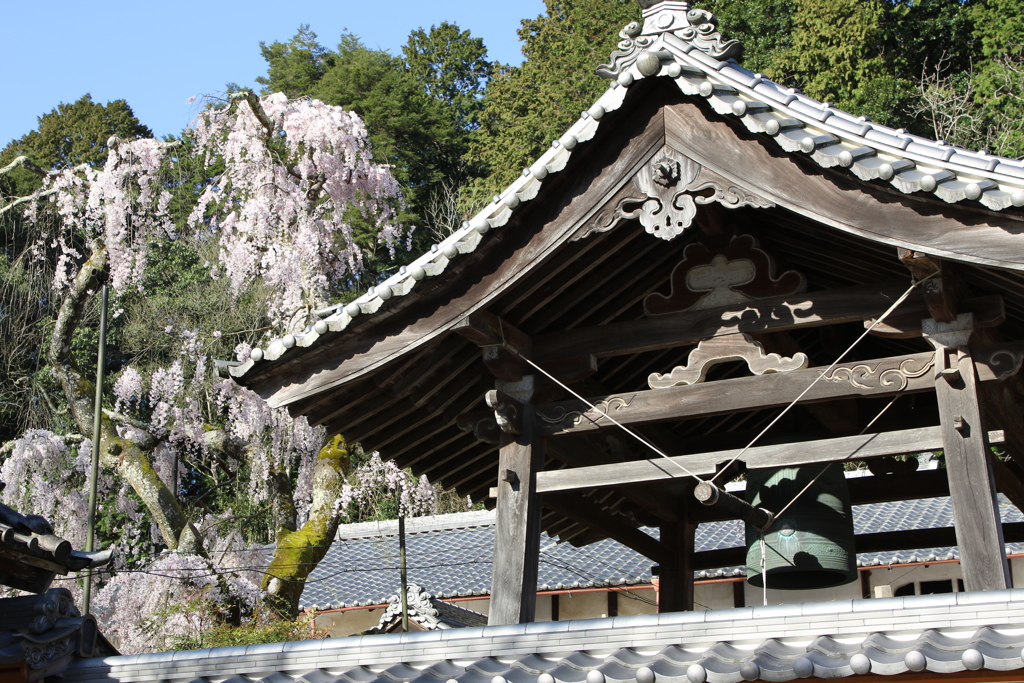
<box><xmin>65</xmin><ymin>590</ymin><xmax>1024</xmax><ymax>683</ymax></box>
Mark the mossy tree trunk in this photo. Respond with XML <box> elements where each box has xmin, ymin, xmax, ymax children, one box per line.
<box><xmin>48</xmin><ymin>242</ymin><xmax>200</xmax><ymax>551</ymax></box>
<box><xmin>261</xmin><ymin>436</ymin><xmax>349</xmax><ymax>617</ymax></box>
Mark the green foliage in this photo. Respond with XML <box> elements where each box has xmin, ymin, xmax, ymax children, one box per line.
<box><xmin>402</xmin><ymin>22</ymin><xmax>493</xmax><ymax>130</ymax></box>
<box><xmin>968</xmin><ymin>0</ymin><xmax>1024</xmax><ymax>155</ymax></box>
<box><xmin>771</xmin><ymin>0</ymin><xmax>908</xmax><ymax>125</ymax></box>
<box><xmin>0</xmin><ymin>95</ymin><xmax>152</xmax><ymax>197</ymax></box>
<box><xmin>257</xmin><ymin>25</ymin><xmax>335</xmax><ymax>98</ymax></box>
<box><xmin>702</xmin><ymin>0</ymin><xmax>796</xmax><ymax>75</ymax></box>
<box><xmin>170</xmin><ymin>608</ymin><xmax>325</xmax><ymax>650</ymax></box>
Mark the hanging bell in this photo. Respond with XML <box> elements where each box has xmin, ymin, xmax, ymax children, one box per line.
<box><xmin>744</xmin><ymin>465</ymin><xmax>857</xmax><ymax>590</ymax></box>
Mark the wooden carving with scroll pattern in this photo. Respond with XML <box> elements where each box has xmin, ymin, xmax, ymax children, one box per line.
<box><xmin>576</xmin><ymin>148</ymin><xmax>772</xmax><ymax>242</ymax></box>
<box><xmin>645</xmin><ymin>234</ymin><xmax>806</xmax><ymax>316</ymax></box>
<box><xmin>648</xmin><ymin>333</ymin><xmax>808</xmax><ymax>388</ymax></box>
<box><xmin>644</xmin><ymin>234</ymin><xmax>809</xmax><ymax>389</ymax></box>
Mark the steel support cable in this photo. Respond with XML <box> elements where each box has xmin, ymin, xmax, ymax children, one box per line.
<box><xmin>707</xmin><ymin>277</ymin><xmax>931</xmax><ymax>485</ymax></box>
<box><xmin>501</xmin><ymin>275</ymin><xmax>931</xmax><ymax>487</ymax></box>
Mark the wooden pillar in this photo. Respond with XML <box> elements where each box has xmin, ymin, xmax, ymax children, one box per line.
<box><xmin>925</xmin><ymin>314</ymin><xmax>1011</xmax><ymax>591</ymax></box>
<box><xmin>657</xmin><ymin>500</ymin><xmax>695</xmax><ymax>612</ymax></box>
<box><xmin>489</xmin><ymin>379</ymin><xmax>543</xmax><ymax>625</ymax></box>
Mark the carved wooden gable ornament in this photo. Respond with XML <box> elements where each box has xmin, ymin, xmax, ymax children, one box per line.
<box><xmin>578</xmin><ymin>148</ymin><xmax>772</xmax><ymax>242</ymax></box>
<box><xmin>643</xmin><ymin>235</ymin><xmax>810</xmax><ymax>388</ymax></box>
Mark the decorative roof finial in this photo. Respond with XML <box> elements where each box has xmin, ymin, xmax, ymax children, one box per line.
<box><xmin>600</xmin><ymin>1</ymin><xmax>742</xmax><ymax>79</ymax></box>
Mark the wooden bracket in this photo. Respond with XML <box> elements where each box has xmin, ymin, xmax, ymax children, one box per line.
<box><xmin>898</xmin><ymin>249</ymin><xmax>958</xmax><ymax>323</ymax></box>
<box><xmin>865</xmin><ymin>294</ymin><xmax>1004</xmax><ymax>339</ymax></box>
<box><xmin>454</xmin><ymin>310</ymin><xmax>597</xmax><ymax>383</ymax></box>
<box><xmin>486</xmin><ymin>389</ymin><xmax>524</xmax><ymax>435</ymax></box>
<box><xmin>455</xmin><ymin>410</ymin><xmax>501</xmax><ymax>444</ymax></box>
<box><xmin>923</xmin><ymin>312</ymin><xmax>976</xmax><ymax>384</ymax></box>
<box><xmin>454</xmin><ymin>310</ymin><xmax>533</xmax><ymax>381</ymax></box>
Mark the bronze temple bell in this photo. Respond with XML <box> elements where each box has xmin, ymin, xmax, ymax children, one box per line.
<box><xmin>744</xmin><ymin>466</ymin><xmax>858</xmax><ymax>590</ymax></box>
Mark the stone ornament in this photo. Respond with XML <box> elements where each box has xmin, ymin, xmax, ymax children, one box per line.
<box><xmin>644</xmin><ymin>234</ymin><xmax>806</xmax><ymax>315</ymax></box>
<box><xmin>648</xmin><ymin>332</ymin><xmax>808</xmax><ymax>388</ymax></box>
<box><xmin>580</xmin><ymin>150</ymin><xmax>772</xmax><ymax>242</ymax></box>
<box><xmin>598</xmin><ymin>2</ymin><xmax>742</xmax><ymax>80</ymax></box>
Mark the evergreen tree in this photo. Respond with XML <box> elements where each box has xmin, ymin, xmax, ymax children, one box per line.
<box><xmin>256</xmin><ymin>25</ymin><xmax>335</xmax><ymax>98</ymax></box>
<box><xmin>0</xmin><ymin>95</ymin><xmax>152</xmax><ymax>198</ymax></box>
<box><xmin>465</xmin><ymin>0</ymin><xmax>637</xmax><ymax>199</ymax></box>
<box><xmin>402</xmin><ymin>22</ymin><xmax>493</xmax><ymax>130</ymax></box>
<box><xmin>772</xmin><ymin>0</ymin><xmax>910</xmax><ymax>125</ymax></box>
<box><xmin>703</xmin><ymin>0</ymin><xmax>796</xmax><ymax>75</ymax></box>
<box><xmin>968</xmin><ymin>0</ymin><xmax>1024</xmax><ymax>155</ymax></box>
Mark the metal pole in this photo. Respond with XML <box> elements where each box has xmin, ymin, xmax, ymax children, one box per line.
<box><xmin>83</xmin><ymin>283</ymin><xmax>108</xmax><ymax>615</ymax></box>
<box><xmin>399</xmin><ymin>514</ymin><xmax>409</xmax><ymax>632</ymax></box>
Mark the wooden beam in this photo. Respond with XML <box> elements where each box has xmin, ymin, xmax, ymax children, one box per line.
<box><xmin>454</xmin><ymin>311</ymin><xmax>532</xmax><ymax>381</ymax></box>
<box><xmin>489</xmin><ymin>401</ymin><xmax>543</xmax><ymax>625</ymax></box>
<box><xmin>535</xmin><ymin>343</ymin><xmax>1024</xmax><ymax>438</ymax></box>
<box><xmin>865</xmin><ymin>294</ymin><xmax>1004</xmax><ymax>339</ymax></box>
<box><xmin>926</xmin><ymin>315</ymin><xmax>1011</xmax><ymax>591</ymax></box>
<box><xmin>536</xmin><ymin>427</ymin><xmax>1006</xmax><ymax>494</ymax></box>
<box><xmin>691</xmin><ymin>469</ymin><xmax>953</xmax><ymax>524</ymax></box>
<box><xmin>533</xmin><ymin>281</ymin><xmax>917</xmax><ymax>362</ymax></box>
<box><xmin>543</xmin><ymin>437</ymin><xmax>681</xmax><ymax>523</ymax></box>
<box><xmin>542</xmin><ymin>494</ymin><xmax>665</xmax><ymax>564</ymax></box>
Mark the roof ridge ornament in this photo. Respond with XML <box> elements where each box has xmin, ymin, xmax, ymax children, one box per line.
<box><xmin>599</xmin><ymin>1</ymin><xmax>743</xmax><ymax>79</ymax></box>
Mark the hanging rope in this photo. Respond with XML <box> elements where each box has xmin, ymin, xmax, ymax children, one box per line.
<box><xmin>760</xmin><ymin>532</ymin><xmax>768</xmax><ymax>606</ymax></box>
<box><xmin>513</xmin><ymin>351</ymin><xmax>705</xmax><ymax>482</ymax></box>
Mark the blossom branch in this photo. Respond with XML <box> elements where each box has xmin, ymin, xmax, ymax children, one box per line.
<box><xmin>230</xmin><ymin>90</ymin><xmax>275</xmax><ymax>138</ymax></box>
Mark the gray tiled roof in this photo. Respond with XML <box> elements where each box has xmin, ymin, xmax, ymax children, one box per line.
<box><xmin>298</xmin><ymin>494</ymin><xmax>1024</xmax><ymax>611</ymax></box>
<box><xmin>65</xmin><ymin>590</ymin><xmax>1024</xmax><ymax>683</ymax></box>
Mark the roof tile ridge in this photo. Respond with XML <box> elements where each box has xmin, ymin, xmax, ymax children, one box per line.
<box><xmin>596</xmin><ymin>7</ymin><xmax>1024</xmax><ymax>214</ymax></box>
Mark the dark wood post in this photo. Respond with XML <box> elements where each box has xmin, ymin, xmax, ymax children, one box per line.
<box><xmin>489</xmin><ymin>380</ymin><xmax>543</xmax><ymax>625</ymax></box>
<box><xmin>925</xmin><ymin>314</ymin><xmax>1011</xmax><ymax>591</ymax></box>
<box><xmin>656</xmin><ymin>500</ymin><xmax>695</xmax><ymax>612</ymax></box>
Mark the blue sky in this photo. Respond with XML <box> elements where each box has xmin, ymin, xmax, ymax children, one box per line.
<box><xmin>1</xmin><ymin>0</ymin><xmax>545</xmax><ymax>144</ymax></box>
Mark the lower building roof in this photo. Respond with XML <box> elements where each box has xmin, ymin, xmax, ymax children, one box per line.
<box><xmin>64</xmin><ymin>589</ymin><xmax>1024</xmax><ymax>683</ymax></box>
<box><xmin>298</xmin><ymin>492</ymin><xmax>1024</xmax><ymax>611</ymax></box>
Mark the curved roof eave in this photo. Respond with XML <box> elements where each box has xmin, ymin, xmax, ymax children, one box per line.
<box><xmin>231</xmin><ymin>0</ymin><xmax>1024</xmax><ymax>383</ymax></box>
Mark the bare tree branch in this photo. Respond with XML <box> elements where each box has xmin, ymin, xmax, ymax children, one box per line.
<box><xmin>0</xmin><ymin>155</ymin><xmax>48</xmax><ymax>178</ymax></box>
